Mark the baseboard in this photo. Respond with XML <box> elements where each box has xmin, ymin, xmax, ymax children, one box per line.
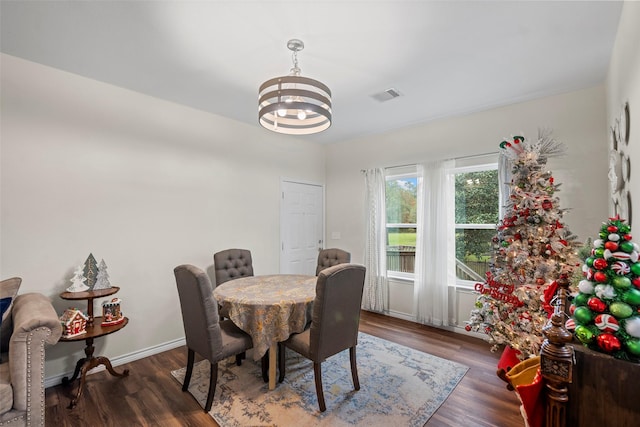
<box><xmin>45</xmin><ymin>337</ymin><xmax>186</xmax><ymax>388</ymax></box>
<box><xmin>384</xmin><ymin>309</ymin><xmax>415</xmax><ymax>322</ymax></box>
<box><xmin>381</xmin><ymin>309</ymin><xmax>489</xmax><ymax>340</ymax></box>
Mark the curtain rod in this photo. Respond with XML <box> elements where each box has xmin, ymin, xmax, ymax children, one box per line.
<box><xmin>360</xmin><ymin>151</ymin><xmax>498</xmax><ymax>173</ymax></box>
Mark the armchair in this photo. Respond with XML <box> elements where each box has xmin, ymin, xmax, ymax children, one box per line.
<box><xmin>0</xmin><ymin>290</ymin><xmax>62</xmax><ymax>426</ymax></box>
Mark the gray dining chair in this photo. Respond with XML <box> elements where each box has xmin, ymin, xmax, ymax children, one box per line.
<box><xmin>315</xmin><ymin>248</ymin><xmax>351</xmax><ymax>275</ymax></box>
<box><xmin>213</xmin><ymin>248</ymin><xmax>254</xmax><ymax>285</ymax></box>
<box><xmin>174</xmin><ymin>264</ymin><xmax>253</xmax><ymax>412</ymax></box>
<box><xmin>212</xmin><ymin>248</ymin><xmax>255</xmax><ymax>367</ymax></box>
<box><xmin>278</xmin><ymin>263</ymin><xmax>366</xmax><ymax>412</ymax></box>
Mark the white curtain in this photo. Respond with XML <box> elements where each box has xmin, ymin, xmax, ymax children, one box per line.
<box><xmin>498</xmin><ymin>153</ymin><xmax>512</xmax><ymax>217</ymax></box>
<box><xmin>413</xmin><ymin>160</ymin><xmax>455</xmax><ymax>326</ymax></box>
<box><xmin>362</xmin><ymin>168</ymin><xmax>388</xmax><ymax>312</ymax></box>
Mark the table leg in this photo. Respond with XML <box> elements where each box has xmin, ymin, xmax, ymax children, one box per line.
<box><xmin>62</xmin><ymin>337</ymin><xmax>130</xmax><ymax>408</ymax></box>
<box><xmin>269</xmin><ymin>343</ymin><xmax>277</xmax><ymax>390</ymax></box>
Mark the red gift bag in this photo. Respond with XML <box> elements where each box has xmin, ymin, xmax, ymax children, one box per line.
<box><xmin>507</xmin><ymin>356</ymin><xmax>544</xmax><ymax>427</ymax></box>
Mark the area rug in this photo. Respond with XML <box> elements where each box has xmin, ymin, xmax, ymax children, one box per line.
<box><xmin>171</xmin><ymin>332</ymin><xmax>468</xmax><ymax>427</ymax></box>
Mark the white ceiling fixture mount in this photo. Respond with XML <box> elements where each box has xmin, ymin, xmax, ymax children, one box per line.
<box><xmin>258</xmin><ymin>39</ymin><xmax>332</xmax><ymax>135</ymax></box>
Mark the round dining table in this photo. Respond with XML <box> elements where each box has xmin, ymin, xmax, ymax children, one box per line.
<box><xmin>212</xmin><ymin>274</ymin><xmax>316</xmax><ymax>390</ymax></box>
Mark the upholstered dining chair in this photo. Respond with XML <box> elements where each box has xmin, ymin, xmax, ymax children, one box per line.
<box><xmin>315</xmin><ymin>248</ymin><xmax>351</xmax><ymax>275</ymax></box>
<box><xmin>213</xmin><ymin>248</ymin><xmax>254</xmax><ymax>285</ymax></box>
<box><xmin>278</xmin><ymin>263</ymin><xmax>366</xmax><ymax>412</ymax></box>
<box><xmin>174</xmin><ymin>264</ymin><xmax>253</xmax><ymax>412</ymax></box>
<box><xmin>212</xmin><ymin>248</ymin><xmax>254</xmax><ymax>366</ymax></box>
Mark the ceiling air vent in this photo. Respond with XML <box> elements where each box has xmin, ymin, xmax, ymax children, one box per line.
<box><xmin>371</xmin><ymin>87</ymin><xmax>402</xmax><ymax>102</ymax></box>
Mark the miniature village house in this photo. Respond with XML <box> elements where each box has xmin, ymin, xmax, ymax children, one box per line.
<box><xmin>102</xmin><ymin>298</ymin><xmax>124</xmax><ymax>326</ymax></box>
<box><xmin>60</xmin><ymin>308</ymin><xmax>88</xmax><ymax>338</ymax></box>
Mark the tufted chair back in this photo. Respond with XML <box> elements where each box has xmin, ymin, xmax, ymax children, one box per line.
<box><xmin>316</xmin><ymin>248</ymin><xmax>351</xmax><ymax>275</ymax></box>
<box><xmin>213</xmin><ymin>249</ymin><xmax>254</xmax><ymax>285</ymax></box>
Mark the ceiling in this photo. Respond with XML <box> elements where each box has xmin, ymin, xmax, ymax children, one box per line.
<box><xmin>0</xmin><ymin>1</ymin><xmax>623</xmax><ymax>144</ymax></box>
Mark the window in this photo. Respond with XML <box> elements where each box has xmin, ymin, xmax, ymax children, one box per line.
<box><xmin>382</xmin><ymin>160</ymin><xmax>499</xmax><ymax>284</ymax></box>
<box><xmin>453</xmin><ymin>164</ymin><xmax>499</xmax><ymax>287</ymax></box>
<box><xmin>385</xmin><ymin>167</ymin><xmax>418</xmax><ymax>278</ymax></box>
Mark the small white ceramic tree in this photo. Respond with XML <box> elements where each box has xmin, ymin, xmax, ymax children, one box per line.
<box><xmin>66</xmin><ymin>265</ymin><xmax>89</xmax><ymax>292</ymax></box>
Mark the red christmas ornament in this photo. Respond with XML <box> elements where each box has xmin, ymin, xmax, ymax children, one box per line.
<box><xmin>587</xmin><ymin>297</ymin><xmax>607</xmax><ymax>313</ymax></box>
<box><xmin>536</xmin><ymin>278</ymin><xmax>545</xmax><ymax>285</ymax></box>
<box><xmin>632</xmin><ymin>277</ymin><xmax>640</xmax><ymax>289</ymax></box>
<box><xmin>596</xmin><ymin>333</ymin><xmax>622</xmax><ymax>353</ymax></box>
<box><xmin>608</xmin><ymin>225</ymin><xmax>619</xmax><ymax>233</ymax></box>
<box><xmin>593</xmin><ymin>258</ymin><xmax>608</xmax><ymax>270</ymax></box>
<box><xmin>605</xmin><ymin>241</ymin><xmax>619</xmax><ymax>251</ymax></box>
<box><xmin>542</xmin><ymin>199</ymin><xmax>553</xmax><ymax>210</ymax></box>
<box><xmin>624</xmin><ymin>234</ymin><xmax>633</xmax><ymax>241</ymax></box>
<box><xmin>593</xmin><ymin>271</ymin><xmax>608</xmax><ymax>283</ymax></box>
<box><xmin>465</xmin><ymin>324</ymin><xmax>472</xmax><ymax>332</ymax></box>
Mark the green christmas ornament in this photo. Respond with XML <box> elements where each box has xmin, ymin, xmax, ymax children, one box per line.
<box><xmin>575</xmin><ymin>325</ymin><xmax>595</xmax><ymax>344</ymax></box>
<box><xmin>573</xmin><ymin>293</ymin><xmax>590</xmax><ymax>307</ymax></box>
<box><xmin>594</xmin><ymin>248</ymin><xmax>605</xmax><ymax>258</ymax></box>
<box><xmin>585</xmin><ymin>257</ymin><xmax>595</xmax><ymax>268</ymax></box>
<box><xmin>573</xmin><ymin>306</ymin><xmax>593</xmax><ymax>325</ymax></box>
<box><xmin>619</xmin><ymin>241</ymin><xmax>635</xmax><ymax>253</ymax></box>
<box><xmin>631</xmin><ymin>262</ymin><xmax>640</xmax><ymax>276</ymax></box>
<box><xmin>621</xmin><ymin>288</ymin><xmax>640</xmax><ymax>305</ymax></box>
<box><xmin>620</xmin><ymin>224</ymin><xmax>632</xmax><ymax>234</ymax></box>
<box><xmin>625</xmin><ymin>338</ymin><xmax>640</xmax><ymax>356</ymax></box>
<box><xmin>612</xmin><ymin>276</ymin><xmax>632</xmax><ymax>290</ymax></box>
<box><xmin>599</xmin><ymin>231</ymin><xmax>608</xmax><ymax>239</ymax></box>
<box><xmin>610</xmin><ymin>301</ymin><xmax>634</xmax><ymax>319</ymax></box>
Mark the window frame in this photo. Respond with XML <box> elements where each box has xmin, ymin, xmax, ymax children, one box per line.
<box><xmin>384</xmin><ymin>168</ymin><xmax>418</xmax><ymax>280</ymax></box>
<box><xmin>451</xmin><ymin>162</ymin><xmax>499</xmax><ymax>289</ymax></box>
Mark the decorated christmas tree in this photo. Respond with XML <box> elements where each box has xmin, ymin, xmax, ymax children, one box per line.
<box><xmin>571</xmin><ymin>215</ymin><xmax>640</xmax><ymax>361</ymax></box>
<box><xmin>466</xmin><ymin>131</ymin><xmax>580</xmax><ymax>359</ymax></box>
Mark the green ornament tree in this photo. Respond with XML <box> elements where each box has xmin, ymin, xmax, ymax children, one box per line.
<box><xmin>466</xmin><ymin>131</ymin><xmax>580</xmax><ymax>359</ymax></box>
<box><xmin>571</xmin><ymin>215</ymin><xmax>640</xmax><ymax>361</ymax></box>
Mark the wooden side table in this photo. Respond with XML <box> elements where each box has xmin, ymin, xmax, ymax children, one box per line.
<box><xmin>59</xmin><ymin>287</ymin><xmax>129</xmax><ymax>408</ymax></box>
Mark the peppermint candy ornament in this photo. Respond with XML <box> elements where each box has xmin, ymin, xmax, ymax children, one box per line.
<box><xmin>565</xmin><ymin>318</ymin><xmax>576</xmax><ymax>331</ymax></box>
<box><xmin>595</xmin><ymin>314</ymin><xmax>619</xmax><ymax>333</ymax></box>
<box><xmin>612</xmin><ymin>260</ymin><xmax>631</xmax><ymax>276</ymax></box>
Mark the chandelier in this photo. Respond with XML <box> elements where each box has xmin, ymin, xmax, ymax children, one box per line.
<box><xmin>258</xmin><ymin>39</ymin><xmax>332</xmax><ymax>135</ymax></box>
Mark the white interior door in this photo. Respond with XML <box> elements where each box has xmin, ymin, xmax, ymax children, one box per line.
<box><xmin>280</xmin><ymin>180</ymin><xmax>324</xmax><ymax>274</ymax></box>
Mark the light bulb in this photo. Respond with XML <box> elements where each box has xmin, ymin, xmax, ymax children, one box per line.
<box><xmin>277</xmin><ymin>109</ymin><xmax>287</xmax><ymax>117</ymax></box>
<box><xmin>297</xmin><ymin>110</ymin><xmax>307</xmax><ymax>120</ymax></box>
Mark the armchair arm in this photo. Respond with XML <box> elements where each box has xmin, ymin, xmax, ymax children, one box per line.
<box><xmin>9</xmin><ymin>293</ymin><xmax>62</xmax><ymax>419</ymax></box>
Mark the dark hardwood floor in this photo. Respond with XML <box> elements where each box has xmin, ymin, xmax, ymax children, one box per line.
<box><xmin>45</xmin><ymin>311</ymin><xmax>524</xmax><ymax>426</ymax></box>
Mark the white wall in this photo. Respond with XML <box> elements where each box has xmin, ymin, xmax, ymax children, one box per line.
<box><xmin>606</xmin><ymin>2</ymin><xmax>640</xmax><ymax>221</ymax></box>
<box><xmin>0</xmin><ymin>54</ymin><xmax>325</xmax><ymax>379</ymax></box>
<box><xmin>325</xmin><ymin>85</ymin><xmax>609</xmax><ymax>322</ymax></box>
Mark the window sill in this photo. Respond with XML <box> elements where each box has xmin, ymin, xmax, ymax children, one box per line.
<box><xmin>387</xmin><ymin>272</ymin><xmax>415</xmax><ymax>283</ymax></box>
